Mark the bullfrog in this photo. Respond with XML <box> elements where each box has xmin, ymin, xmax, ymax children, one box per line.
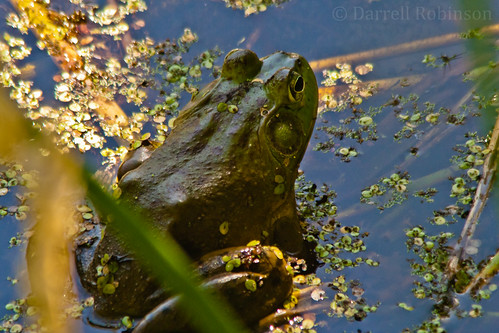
<box><xmin>75</xmin><ymin>48</ymin><xmax>318</xmax><ymax>331</ymax></box>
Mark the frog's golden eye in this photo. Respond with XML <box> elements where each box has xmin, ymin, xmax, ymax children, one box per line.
<box><xmin>288</xmin><ymin>72</ymin><xmax>304</xmax><ymax>103</ymax></box>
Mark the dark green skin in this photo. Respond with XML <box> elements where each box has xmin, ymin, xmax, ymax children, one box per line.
<box><xmin>76</xmin><ymin>49</ymin><xmax>318</xmax><ymax>329</ymax></box>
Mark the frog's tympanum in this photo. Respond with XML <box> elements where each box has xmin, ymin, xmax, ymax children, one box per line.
<box><xmin>76</xmin><ymin>49</ymin><xmax>318</xmax><ymax>332</ymax></box>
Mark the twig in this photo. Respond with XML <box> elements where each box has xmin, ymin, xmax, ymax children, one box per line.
<box><xmin>464</xmin><ymin>248</ymin><xmax>499</xmax><ymax>293</ymax></box>
<box><xmin>310</xmin><ymin>23</ymin><xmax>499</xmax><ymax>71</ymax></box>
<box><xmin>447</xmin><ymin>110</ymin><xmax>499</xmax><ymax>276</ymax></box>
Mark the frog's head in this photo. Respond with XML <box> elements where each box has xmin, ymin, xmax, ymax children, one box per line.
<box><xmin>216</xmin><ymin>48</ymin><xmax>317</xmax><ymax>193</ymax></box>
<box><xmin>221</xmin><ymin>50</ymin><xmax>317</xmax><ymax>173</ymax></box>
<box><xmin>217</xmin><ymin>49</ymin><xmax>317</xmax><ymax>185</ymax></box>
<box><xmin>256</xmin><ymin>50</ymin><xmax>318</xmax><ymax>174</ymax></box>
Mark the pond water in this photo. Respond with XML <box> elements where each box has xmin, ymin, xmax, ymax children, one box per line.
<box><xmin>1</xmin><ymin>0</ymin><xmax>499</xmax><ymax>332</ymax></box>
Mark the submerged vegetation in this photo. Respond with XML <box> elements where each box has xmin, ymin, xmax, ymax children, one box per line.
<box><xmin>0</xmin><ymin>1</ymin><xmax>499</xmax><ymax>333</ymax></box>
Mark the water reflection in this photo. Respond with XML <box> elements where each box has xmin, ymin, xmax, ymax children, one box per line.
<box><xmin>0</xmin><ymin>0</ymin><xmax>498</xmax><ymax>332</ymax></box>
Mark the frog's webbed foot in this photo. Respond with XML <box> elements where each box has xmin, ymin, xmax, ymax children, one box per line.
<box><xmin>117</xmin><ymin>139</ymin><xmax>157</xmax><ymax>181</ymax></box>
<box><xmin>133</xmin><ymin>244</ymin><xmax>293</xmax><ymax>332</ymax></box>
<box><xmin>132</xmin><ymin>296</ymin><xmax>188</xmax><ymax>333</ymax></box>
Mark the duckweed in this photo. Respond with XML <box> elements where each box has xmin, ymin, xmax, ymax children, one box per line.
<box><xmin>358</xmin><ymin>116</ymin><xmax>373</xmax><ymax>126</ymax></box>
<box><xmin>398</xmin><ymin>302</ymin><xmax>414</xmax><ymax>311</ymax></box>
<box><xmin>467</xmin><ymin>168</ymin><xmax>480</xmax><ymax>179</ymax></box>
<box><xmin>247</xmin><ymin>240</ymin><xmax>260</xmax><ymax>247</ymax></box>
<box><xmin>389</xmin><ymin>94</ymin><xmax>468</xmax><ymax>141</ymax></box>
<box><xmin>315</xmin><ymin>64</ymin><xmax>379</xmax><ymax>153</ymax></box>
<box><xmin>293</xmin><ymin>275</ymin><xmax>306</xmax><ymax>284</ymax></box>
<box><xmin>274</xmin><ymin>183</ymin><xmax>285</xmax><ymax>195</ymax></box>
<box><xmin>301</xmin><ymin>319</ymin><xmax>314</xmax><ymax>329</ymax></box>
<box><xmin>295</xmin><ymin>176</ymin><xmax>337</xmax><ymax>221</ymax></box>
<box><xmin>338</xmin><ymin>147</ymin><xmax>350</xmax><ymax>155</ymax></box>
<box><xmin>360</xmin><ymin>171</ymin><xmax>411</xmax><ymax>210</ymax></box>
<box><xmin>272</xmin><ymin>247</ymin><xmax>283</xmax><ymax>260</ymax></box>
<box><xmin>25</xmin><ymin>306</ymin><xmax>36</xmax><ymax>317</ymax></box>
<box><xmin>296</xmin><ymin>175</ymin><xmax>378</xmax><ymax>294</ymax></box>
<box><xmin>244</xmin><ymin>279</ymin><xmax>257</xmax><ymax>292</ymax></box>
<box><xmin>225</xmin><ymin>258</ymin><xmax>241</xmax><ymax>272</ymax></box>
<box><xmin>10</xmin><ymin>324</ymin><xmax>22</xmax><ymax>333</ymax></box>
<box><xmin>102</xmin><ymin>284</ymin><xmax>116</xmax><ymax>295</ymax></box>
<box><xmin>433</xmin><ymin>216</ymin><xmax>446</xmax><ymax>225</ymax></box>
<box><xmin>219</xmin><ymin>221</ymin><xmax>229</xmax><ymax>235</ymax></box>
<box><xmin>283</xmin><ymin>293</ymin><xmax>299</xmax><ymax>309</ymax></box>
<box><xmin>3</xmin><ymin>5</ymin><xmax>220</xmax><ymax>155</ymax></box>
<box><xmin>227</xmin><ymin>105</ymin><xmax>238</xmax><ymax>113</ymax></box>
<box><xmin>274</xmin><ymin>175</ymin><xmax>284</xmax><ymax>183</ymax></box>
<box><xmin>9</xmin><ymin>237</ymin><xmax>21</xmax><ymax>247</ymax></box>
<box><xmin>223</xmin><ymin>0</ymin><xmax>289</xmax><ymax>16</ymax></box>
<box><xmin>217</xmin><ymin>102</ymin><xmax>228</xmax><ymax>112</ymax></box>
<box><xmin>121</xmin><ymin>316</ymin><xmax>133</xmax><ymax>329</ymax></box>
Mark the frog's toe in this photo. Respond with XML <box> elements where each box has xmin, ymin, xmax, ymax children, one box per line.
<box><xmin>132</xmin><ymin>296</ymin><xmax>190</xmax><ymax>333</ymax></box>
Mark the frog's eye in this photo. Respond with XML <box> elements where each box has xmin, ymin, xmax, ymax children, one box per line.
<box><xmin>288</xmin><ymin>72</ymin><xmax>305</xmax><ymax>103</ymax></box>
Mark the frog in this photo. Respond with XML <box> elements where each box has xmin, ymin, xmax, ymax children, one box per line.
<box><xmin>75</xmin><ymin>48</ymin><xmax>318</xmax><ymax>332</ymax></box>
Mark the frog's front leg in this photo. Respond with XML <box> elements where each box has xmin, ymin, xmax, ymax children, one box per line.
<box><xmin>133</xmin><ymin>244</ymin><xmax>293</xmax><ymax>332</ymax></box>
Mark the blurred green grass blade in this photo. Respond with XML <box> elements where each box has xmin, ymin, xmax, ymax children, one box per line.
<box><xmin>83</xmin><ymin>169</ymin><xmax>249</xmax><ymax>333</ymax></box>
<box><xmin>458</xmin><ymin>0</ymin><xmax>498</xmax><ymax>120</ymax></box>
